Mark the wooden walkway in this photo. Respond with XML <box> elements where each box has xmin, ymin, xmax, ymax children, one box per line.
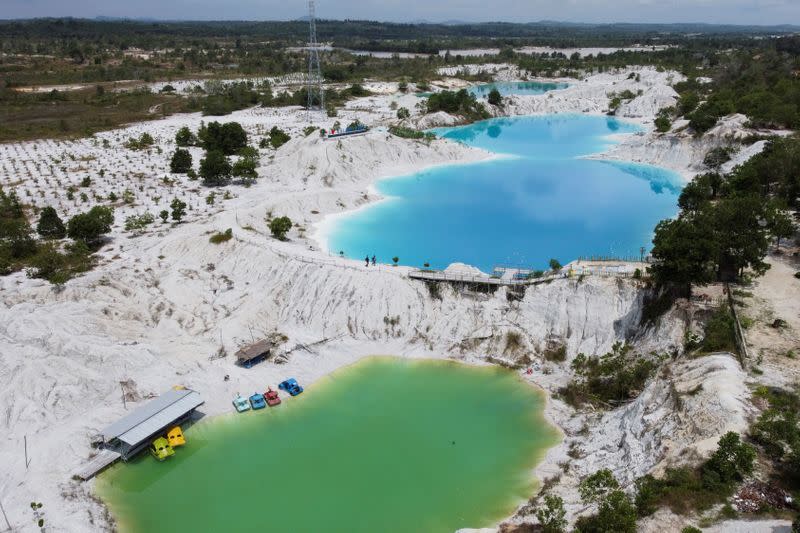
<box><xmin>74</xmin><ymin>449</ymin><xmax>121</xmax><ymax>481</ymax></box>
<box><xmin>408</xmin><ymin>270</ymin><xmax>559</xmax><ymax>287</ymax></box>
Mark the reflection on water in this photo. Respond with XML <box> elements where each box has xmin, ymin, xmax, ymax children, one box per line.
<box><xmin>327</xmin><ymin>115</ymin><xmax>683</xmax><ymax>272</ymax></box>
<box><xmin>470</xmin><ymin>81</ymin><xmax>569</xmax><ymax>97</ymax></box>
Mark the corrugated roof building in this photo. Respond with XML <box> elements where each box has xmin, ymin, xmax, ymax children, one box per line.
<box><xmin>100</xmin><ymin>388</ymin><xmax>204</xmax><ymax>460</ymax></box>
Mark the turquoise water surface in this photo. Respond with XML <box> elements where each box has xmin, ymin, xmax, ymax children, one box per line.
<box><xmin>98</xmin><ymin>358</ymin><xmax>558</xmax><ymax>533</ymax></box>
<box><xmin>469</xmin><ymin>81</ymin><xmax>568</xmax><ymax>98</ymax></box>
<box><xmin>324</xmin><ymin>114</ymin><xmax>683</xmax><ymax>272</ymax></box>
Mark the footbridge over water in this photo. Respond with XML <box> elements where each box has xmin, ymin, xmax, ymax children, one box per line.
<box><xmin>408</xmin><ymin>259</ymin><xmax>650</xmax><ymax>288</ymax></box>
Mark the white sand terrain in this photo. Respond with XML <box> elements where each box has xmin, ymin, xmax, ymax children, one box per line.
<box><xmin>0</xmin><ymin>65</ymin><xmax>787</xmax><ymax>532</ymax></box>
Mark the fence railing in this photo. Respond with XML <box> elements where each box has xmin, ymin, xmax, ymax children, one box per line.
<box><xmin>726</xmin><ymin>283</ymin><xmax>750</xmax><ymax>367</ymax></box>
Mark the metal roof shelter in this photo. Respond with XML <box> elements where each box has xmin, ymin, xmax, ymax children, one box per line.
<box><xmin>100</xmin><ymin>388</ymin><xmax>204</xmax><ymax>459</ymax></box>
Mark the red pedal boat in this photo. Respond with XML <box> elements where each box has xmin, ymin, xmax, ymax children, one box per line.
<box><xmin>265</xmin><ymin>387</ymin><xmax>281</xmax><ymax>407</ymax></box>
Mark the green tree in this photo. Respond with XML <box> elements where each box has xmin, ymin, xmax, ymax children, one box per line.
<box><xmin>487</xmin><ymin>88</ymin><xmax>503</xmax><ymax>106</ymax></box>
<box><xmin>766</xmin><ymin>206</ymin><xmax>795</xmax><ymax>249</ymax></box>
<box><xmin>66</xmin><ymin>206</ymin><xmax>114</xmax><ymax>244</ymax></box>
<box><xmin>36</xmin><ymin>206</ymin><xmax>66</xmax><ymax>239</ymax></box>
<box><xmin>549</xmin><ymin>258</ymin><xmax>562</xmax><ymax>271</ymax></box>
<box><xmin>170</xmin><ymin>199</ymin><xmax>187</xmax><ymax>222</ymax></box>
<box><xmin>269</xmin><ymin>216</ymin><xmax>292</xmax><ymax>240</ymax></box>
<box><xmin>199</xmin><ymin>150</ymin><xmax>232</xmax><ymax>186</ymax></box>
<box><xmin>198</xmin><ymin>121</ymin><xmax>248</xmax><ymax>155</ymax></box>
<box><xmin>396</xmin><ymin>107</ymin><xmax>410</xmax><ymax>120</ymax></box>
<box><xmin>576</xmin><ymin>470</ymin><xmax>637</xmax><ymax>533</ymax></box>
<box><xmin>175</xmin><ymin>126</ymin><xmax>196</xmax><ymax>147</ymax></box>
<box><xmin>650</xmin><ymin>216</ymin><xmax>717</xmax><ymax>291</ymax></box>
<box><xmin>159</xmin><ymin>210</ymin><xmax>169</xmax><ymax>223</ymax></box>
<box><xmin>677</xmin><ymin>178</ymin><xmax>713</xmax><ymax>214</ymax></box>
<box><xmin>536</xmin><ymin>494</ymin><xmax>567</xmax><ymax>533</ymax></box>
<box><xmin>712</xmin><ymin>195</ymin><xmax>771</xmax><ymax>281</ymax></box>
<box><xmin>170</xmin><ymin>148</ymin><xmax>193</xmax><ymax>173</ymax></box>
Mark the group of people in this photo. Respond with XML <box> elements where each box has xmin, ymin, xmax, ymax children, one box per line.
<box><xmin>365</xmin><ymin>255</ymin><xmax>377</xmax><ymax>267</ymax></box>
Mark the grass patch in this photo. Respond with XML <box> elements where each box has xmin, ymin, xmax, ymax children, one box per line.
<box><xmin>0</xmin><ymin>87</ymin><xmax>197</xmax><ymax>143</ymax></box>
<box><xmin>700</xmin><ymin>306</ymin><xmax>738</xmax><ymax>354</ymax></box>
<box><xmin>209</xmin><ymin>228</ymin><xmax>233</xmax><ymax>244</ymax></box>
<box><xmin>543</xmin><ymin>344</ymin><xmax>567</xmax><ymax>363</ymax></box>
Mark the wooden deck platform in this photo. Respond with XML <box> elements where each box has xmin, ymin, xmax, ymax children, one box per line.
<box><xmin>74</xmin><ymin>449</ymin><xmax>121</xmax><ymax>481</ymax></box>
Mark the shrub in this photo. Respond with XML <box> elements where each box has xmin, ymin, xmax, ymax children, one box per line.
<box><xmin>0</xmin><ymin>189</ymin><xmax>36</xmax><ymax>260</ymax></box>
<box><xmin>125</xmin><ymin>132</ymin><xmax>154</xmax><ymax>150</ymax></box>
<box><xmin>170</xmin><ymin>199</ymin><xmax>187</xmax><ymax>222</ymax></box>
<box><xmin>159</xmin><ymin>210</ymin><xmax>169</xmax><ymax>223</ymax></box>
<box><xmin>170</xmin><ymin>148</ymin><xmax>193</xmax><ymax>173</ymax></box>
<box><xmin>268</xmin><ymin>126</ymin><xmax>291</xmax><ymax>149</ymax></box>
<box><xmin>199</xmin><ymin>150</ymin><xmax>232</xmax><ymax>186</ymax></box>
<box><xmin>654</xmin><ymin>107</ymin><xmax>674</xmax><ymax>133</ymax></box>
<box><xmin>635</xmin><ymin>432</ymin><xmax>755</xmax><ymax>517</ymax></box>
<box><xmin>543</xmin><ymin>344</ymin><xmax>567</xmax><ymax>363</ymax></box>
<box><xmin>36</xmin><ymin>206</ymin><xmax>66</xmax><ymax>239</ymax></box>
<box><xmin>269</xmin><ymin>216</ymin><xmax>292</xmax><ymax>240</ymax></box>
<box><xmin>426</xmin><ymin>89</ymin><xmax>489</xmax><ymax>122</ymax></box>
<box><xmin>388</xmin><ymin>126</ymin><xmax>436</xmax><ymax>141</ymax></box>
<box><xmin>396</xmin><ymin>107</ymin><xmax>410</xmax><ymax>120</ymax></box>
<box><xmin>549</xmin><ymin>258</ymin><xmax>562</xmax><ymax>271</ymax></box>
<box><xmin>558</xmin><ymin>342</ymin><xmax>657</xmax><ymax>408</ymax></box>
<box><xmin>232</xmin><ymin>155</ymin><xmax>258</xmax><ymax>181</ymax></box>
<box><xmin>704</xmin><ymin>147</ymin><xmax>733</xmax><ymax>169</ymax></box>
<box><xmin>124</xmin><ymin>212</ymin><xmax>155</xmax><ymax>233</ymax></box>
<box><xmin>209</xmin><ymin>228</ymin><xmax>233</xmax><ymax>244</ymax></box>
<box><xmin>175</xmin><ymin>126</ymin><xmax>197</xmax><ymax>146</ymax></box>
<box><xmin>26</xmin><ymin>240</ymin><xmax>94</xmax><ymax>284</ymax></box>
<box><xmin>536</xmin><ymin>494</ymin><xmax>567</xmax><ymax>533</ymax></box>
<box><xmin>66</xmin><ymin>206</ymin><xmax>114</xmax><ymax>244</ymax></box>
<box><xmin>487</xmin><ymin>88</ymin><xmax>503</xmax><ymax>106</ymax></box>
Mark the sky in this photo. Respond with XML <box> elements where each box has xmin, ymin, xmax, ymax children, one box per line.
<box><xmin>3</xmin><ymin>0</ymin><xmax>800</xmax><ymax>26</ymax></box>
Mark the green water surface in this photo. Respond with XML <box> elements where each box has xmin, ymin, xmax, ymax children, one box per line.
<box><xmin>97</xmin><ymin>358</ymin><xmax>558</xmax><ymax>533</ymax></box>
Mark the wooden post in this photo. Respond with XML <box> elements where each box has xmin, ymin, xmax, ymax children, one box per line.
<box><xmin>24</xmin><ymin>435</ymin><xmax>30</xmax><ymax>469</ymax></box>
<box><xmin>0</xmin><ymin>498</ymin><xmax>12</xmax><ymax>531</ymax></box>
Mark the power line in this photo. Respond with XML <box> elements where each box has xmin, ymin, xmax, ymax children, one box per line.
<box><xmin>307</xmin><ymin>0</ymin><xmax>325</xmax><ymax>116</ymax></box>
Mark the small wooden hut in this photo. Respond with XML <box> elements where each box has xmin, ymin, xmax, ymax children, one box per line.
<box><xmin>235</xmin><ymin>339</ymin><xmax>273</xmax><ymax>368</ymax></box>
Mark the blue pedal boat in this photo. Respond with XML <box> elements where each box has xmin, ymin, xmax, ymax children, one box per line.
<box><xmin>249</xmin><ymin>393</ymin><xmax>267</xmax><ymax>410</ymax></box>
<box><xmin>278</xmin><ymin>378</ymin><xmax>304</xmax><ymax>397</ymax></box>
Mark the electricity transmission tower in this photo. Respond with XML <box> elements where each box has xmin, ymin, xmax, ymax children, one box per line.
<box><xmin>306</xmin><ymin>0</ymin><xmax>324</xmax><ymax>114</ymax></box>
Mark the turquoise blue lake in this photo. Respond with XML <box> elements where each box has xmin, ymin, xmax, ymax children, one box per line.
<box><xmin>469</xmin><ymin>81</ymin><xmax>569</xmax><ymax>98</ymax></box>
<box><xmin>323</xmin><ymin>114</ymin><xmax>683</xmax><ymax>272</ymax></box>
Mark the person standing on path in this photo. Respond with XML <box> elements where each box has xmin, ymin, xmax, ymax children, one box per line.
<box><xmin>365</xmin><ymin>255</ymin><xmax>370</xmax><ymax>267</ymax></box>
<box><xmin>372</xmin><ymin>255</ymin><xmax>376</xmax><ymax>266</ymax></box>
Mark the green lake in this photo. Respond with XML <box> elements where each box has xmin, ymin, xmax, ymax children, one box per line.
<box><xmin>97</xmin><ymin>357</ymin><xmax>559</xmax><ymax>533</ymax></box>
